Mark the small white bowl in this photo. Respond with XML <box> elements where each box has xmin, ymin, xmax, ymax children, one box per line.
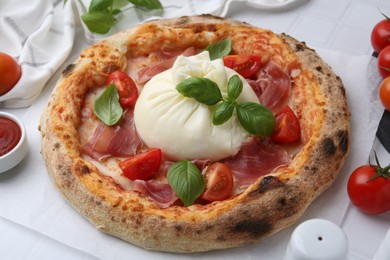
<box><xmin>0</xmin><ymin>112</ymin><xmax>28</xmax><ymax>173</ymax></box>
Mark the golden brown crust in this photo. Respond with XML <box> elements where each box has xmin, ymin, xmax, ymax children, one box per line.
<box><xmin>40</xmin><ymin>15</ymin><xmax>350</xmax><ymax>252</ymax></box>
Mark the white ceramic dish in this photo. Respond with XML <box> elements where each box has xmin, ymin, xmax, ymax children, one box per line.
<box><xmin>0</xmin><ymin>112</ymin><xmax>28</xmax><ymax>173</ymax></box>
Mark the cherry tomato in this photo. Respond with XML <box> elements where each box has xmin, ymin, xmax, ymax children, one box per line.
<box><xmin>106</xmin><ymin>70</ymin><xmax>138</xmax><ymax>107</ymax></box>
<box><xmin>223</xmin><ymin>55</ymin><xmax>261</xmax><ymax>78</ymax></box>
<box><xmin>379</xmin><ymin>76</ymin><xmax>390</xmax><ymax>111</ymax></box>
<box><xmin>0</xmin><ymin>52</ymin><xmax>21</xmax><ymax>96</ymax></box>
<box><xmin>347</xmin><ymin>162</ymin><xmax>390</xmax><ymax>214</ymax></box>
<box><xmin>371</xmin><ymin>16</ymin><xmax>390</xmax><ymax>54</ymax></box>
<box><xmin>271</xmin><ymin>106</ymin><xmax>301</xmax><ymax>143</ymax></box>
<box><xmin>119</xmin><ymin>148</ymin><xmax>162</xmax><ymax>181</ymax></box>
<box><xmin>200</xmin><ymin>162</ymin><xmax>234</xmax><ymax>202</ymax></box>
<box><xmin>378</xmin><ymin>45</ymin><xmax>390</xmax><ymax>78</ymax></box>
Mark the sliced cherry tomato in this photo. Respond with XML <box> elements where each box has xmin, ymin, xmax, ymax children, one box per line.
<box><xmin>271</xmin><ymin>106</ymin><xmax>300</xmax><ymax>143</ymax></box>
<box><xmin>106</xmin><ymin>70</ymin><xmax>138</xmax><ymax>107</ymax></box>
<box><xmin>371</xmin><ymin>14</ymin><xmax>390</xmax><ymax>54</ymax></box>
<box><xmin>223</xmin><ymin>55</ymin><xmax>261</xmax><ymax>78</ymax></box>
<box><xmin>200</xmin><ymin>162</ymin><xmax>233</xmax><ymax>202</ymax></box>
<box><xmin>119</xmin><ymin>148</ymin><xmax>162</xmax><ymax>181</ymax></box>
<box><xmin>380</xmin><ymin>76</ymin><xmax>390</xmax><ymax>111</ymax></box>
<box><xmin>347</xmin><ymin>157</ymin><xmax>390</xmax><ymax>214</ymax></box>
<box><xmin>0</xmin><ymin>52</ymin><xmax>21</xmax><ymax>96</ymax></box>
<box><xmin>378</xmin><ymin>45</ymin><xmax>390</xmax><ymax>78</ymax></box>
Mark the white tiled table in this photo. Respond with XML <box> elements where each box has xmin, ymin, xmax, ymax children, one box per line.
<box><xmin>1</xmin><ymin>0</ymin><xmax>390</xmax><ymax>259</ymax></box>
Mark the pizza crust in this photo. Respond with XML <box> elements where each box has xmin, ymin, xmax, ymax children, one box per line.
<box><xmin>40</xmin><ymin>15</ymin><xmax>350</xmax><ymax>252</ymax></box>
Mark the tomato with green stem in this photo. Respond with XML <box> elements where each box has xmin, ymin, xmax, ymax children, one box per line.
<box><xmin>347</xmin><ymin>153</ymin><xmax>390</xmax><ymax>214</ymax></box>
<box><xmin>371</xmin><ymin>11</ymin><xmax>390</xmax><ymax>54</ymax></box>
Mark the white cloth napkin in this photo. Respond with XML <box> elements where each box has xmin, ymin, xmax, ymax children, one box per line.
<box><xmin>0</xmin><ymin>0</ymin><xmax>75</xmax><ymax>108</ymax></box>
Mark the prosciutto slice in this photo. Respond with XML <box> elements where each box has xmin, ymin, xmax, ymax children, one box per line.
<box><xmin>248</xmin><ymin>61</ymin><xmax>291</xmax><ymax>114</ymax></box>
<box><xmin>81</xmin><ymin>110</ymin><xmax>141</xmax><ymax>161</ymax></box>
<box><xmin>137</xmin><ymin>47</ymin><xmax>197</xmax><ymax>84</ymax></box>
<box><xmin>223</xmin><ymin>138</ymin><xmax>290</xmax><ymax>187</ymax></box>
<box><xmin>132</xmin><ymin>180</ymin><xmax>178</xmax><ymax>208</ymax></box>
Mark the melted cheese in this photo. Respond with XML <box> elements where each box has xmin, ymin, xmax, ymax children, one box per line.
<box><xmin>134</xmin><ymin>52</ymin><xmax>260</xmax><ymax>161</ymax></box>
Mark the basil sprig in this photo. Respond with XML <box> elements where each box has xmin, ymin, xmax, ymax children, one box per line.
<box><xmin>65</xmin><ymin>0</ymin><xmax>163</xmax><ymax>34</ymax></box>
<box><xmin>205</xmin><ymin>38</ymin><xmax>232</xmax><ymax>60</ymax></box>
<box><xmin>176</xmin><ymin>77</ymin><xmax>222</xmax><ymax>105</ymax></box>
<box><xmin>176</xmin><ymin>75</ymin><xmax>275</xmax><ymax>136</ymax></box>
<box><xmin>94</xmin><ymin>84</ymin><xmax>123</xmax><ymax>126</ymax></box>
<box><xmin>167</xmin><ymin>161</ymin><xmax>205</xmax><ymax>206</ymax></box>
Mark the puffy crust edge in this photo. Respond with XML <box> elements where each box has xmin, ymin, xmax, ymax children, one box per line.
<box><xmin>40</xmin><ymin>15</ymin><xmax>350</xmax><ymax>253</ymax></box>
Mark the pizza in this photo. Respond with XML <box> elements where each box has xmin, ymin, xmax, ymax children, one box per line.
<box><xmin>39</xmin><ymin>15</ymin><xmax>350</xmax><ymax>253</ymax></box>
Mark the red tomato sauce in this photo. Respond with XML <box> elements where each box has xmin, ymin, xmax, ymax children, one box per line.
<box><xmin>0</xmin><ymin>116</ymin><xmax>21</xmax><ymax>156</ymax></box>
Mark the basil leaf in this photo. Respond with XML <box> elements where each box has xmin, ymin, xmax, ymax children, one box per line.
<box><xmin>236</xmin><ymin>102</ymin><xmax>275</xmax><ymax>136</ymax></box>
<box><xmin>94</xmin><ymin>84</ymin><xmax>123</xmax><ymax>126</ymax></box>
<box><xmin>213</xmin><ymin>101</ymin><xmax>235</xmax><ymax>125</ymax></box>
<box><xmin>205</xmin><ymin>38</ymin><xmax>232</xmax><ymax>60</ymax></box>
<box><xmin>81</xmin><ymin>11</ymin><xmax>115</xmax><ymax>34</ymax></box>
<box><xmin>112</xmin><ymin>8</ymin><xmax>122</xmax><ymax>15</ymax></box>
<box><xmin>176</xmin><ymin>77</ymin><xmax>223</xmax><ymax>106</ymax></box>
<box><xmin>167</xmin><ymin>161</ymin><xmax>205</xmax><ymax>206</ymax></box>
<box><xmin>89</xmin><ymin>0</ymin><xmax>113</xmax><ymax>12</ymax></box>
<box><xmin>127</xmin><ymin>0</ymin><xmax>163</xmax><ymax>9</ymax></box>
<box><xmin>227</xmin><ymin>75</ymin><xmax>243</xmax><ymax>101</ymax></box>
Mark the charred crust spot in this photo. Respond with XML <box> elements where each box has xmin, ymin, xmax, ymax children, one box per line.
<box><xmin>174</xmin><ymin>225</ymin><xmax>183</xmax><ymax>232</ymax></box>
<box><xmin>322</xmin><ymin>137</ymin><xmax>336</xmax><ymax>156</ymax></box>
<box><xmin>81</xmin><ymin>165</ymin><xmax>90</xmax><ymax>174</ymax></box>
<box><xmin>53</xmin><ymin>142</ymin><xmax>60</xmax><ymax>151</ymax></box>
<box><xmin>62</xmin><ymin>64</ymin><xmax>75</xmax><ymax>77</ymax></box>
<box><xmin>278</xmin><ymin>197</ymin><xmax>287</xmax><ymax>206</ymax></box>
<box><xmin>174</xmin><ymin>16</ymin><xmax>190</xmax><ymax>25</ymax></box>
<box><xmin>232</xmin><ymin>219</ymin><xmax>272</xmax><ymax>238</ymax></box>
<box><xmin>205</xmin><ymin>224</ymin><xmax>213</xmax><ymax>230</ymax></box>
<box><xmin>311</xmin><ymin>166</ymin><xmax>319</xmax><ymax>174</ymax></box>
<box><xmin>295</xmin><ymin>42</ymin><xmax>306</xmax><ymax>52</ymax></box>
<box><xmin>90</xmin><ymin>197</ymin><xmax>102</xmax><ymax>206</ymax></box>
<box><xmin>250</xmin><ymin>176</ymin><xmax>284</xmax><ymax>195</ymax></box>
<box><xmin>316</xmin><ymin>66</ymin><xmax>323</xmax><ymax>73</ymax></box>
<box><xmin>337</xmin><ymin>130</ymin><xmax>349</xmax><ymax>153</ymax></box>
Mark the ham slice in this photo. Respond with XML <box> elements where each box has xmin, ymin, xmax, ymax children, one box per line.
<box><xmin>223</xmin><ymin>138</ymin><xmax>290</xmax><ymax>187</ymax></box>
<box><xmin>247</xmin><ymin>61</ymin><xmax>291</xmax><ymax>114</ymax></box>
<box><xmin>132</xmin><ymin>179</ymin><xmax>178</xmax><ymax>208</ymax></box>
<box><xmin>81</xmin><ymin>110</ymin><xmax>141</xmax><ymax>161</ymax></box>
<box><xmin>137</xmin><ymin>47</ymin><xmax>197</xmax><ymax>84</ymax></box>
